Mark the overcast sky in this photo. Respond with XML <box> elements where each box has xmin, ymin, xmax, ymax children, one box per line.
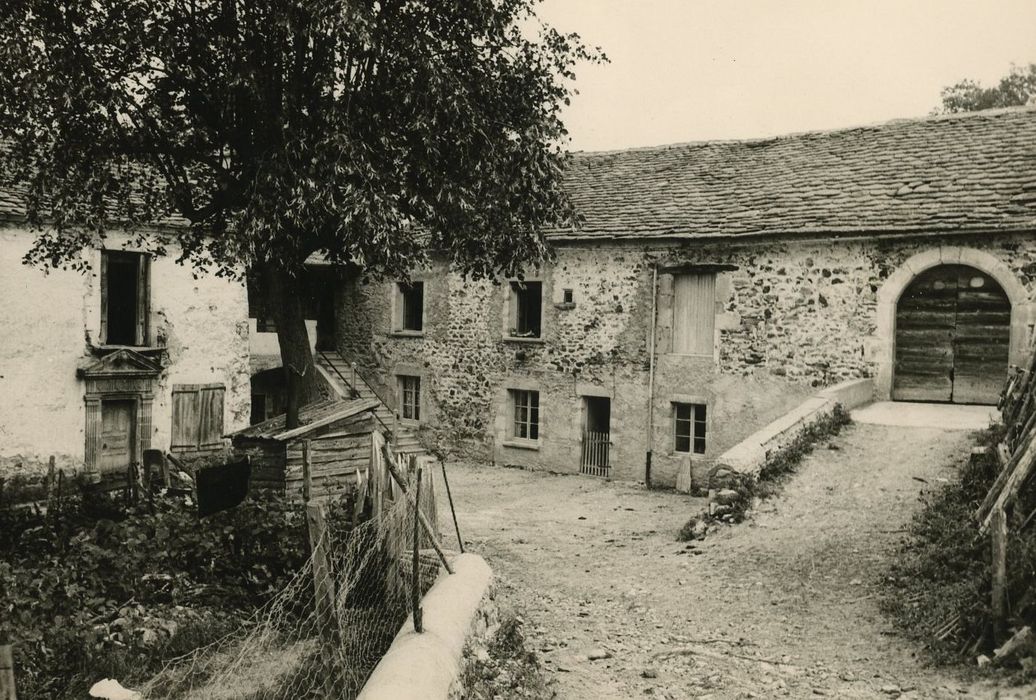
<box><xmin>534</xmin><ymin>0</ymin><xmax>1036</xmax><ymax>152</ymax></box>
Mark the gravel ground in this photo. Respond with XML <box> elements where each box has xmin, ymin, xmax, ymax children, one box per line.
<box><xmin>438</xmin><ymin>422</ymin><xmax>1025</xmax><ymax>699</ymax></box>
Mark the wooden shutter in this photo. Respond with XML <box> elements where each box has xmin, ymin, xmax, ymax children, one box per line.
<box><xmin>135</xmin><ymin>254</ymin><xmax>150</xmax><ymax>346</ymax></box>
<box><xmin>198</xmin><ymin>385</ymin><xmax>226</xmax><ymax>448</ymax></box>
<box><xmin>171</xmin><ymin>384</ymin><xmax>225</xmax><ymax>452</ymax></box>
<box><xmin>99</xmin><ymin>251</ymin><xmax>109</xmax><ymax>344</ymax></box>
<box><xmin>171</xmin><ymin>387</ymin><xmax>200</xmax><ymax>451</ymax></box>
<box><xmin>673</xmin><ymin>273</ymin><xmax>716</xmax><ymax>355</ymax></box>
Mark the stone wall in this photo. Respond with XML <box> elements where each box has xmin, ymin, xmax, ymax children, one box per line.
<box><xmin>333</xmin><ymin>232</ymin><xmax>1036</xmax><ymax>489</ymax></box>
<box><xmin>0</xmin><ymin>226</ymin><xmax>251</xmax><ymax>477</ymax></box>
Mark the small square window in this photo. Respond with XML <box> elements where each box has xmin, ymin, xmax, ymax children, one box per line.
<box><xmin>674</xmin><ymin>403</ymin><xmax>706</xmax><ymax>454</ymax></box>
<box><xmin>563</xmin><ymin>288</ymin><xmax>574</xmax><ymax>304</ymax></box>
<box><xmin>511</xmin><ymin>389</ymin><xmax>540</xmax><ymax>440</ymax></box>
<box><xmin>397</xmin><ymin>281</ymin><xmax>424</xmax><ymax>332</ymax></box>
<box><xmin>510</xmin><ymin>281</ymin><xmax>542</xmax><ymax>338</ymax></box>
<box><xmin>399</xmin><ymin>375</ymin><xmax>421</xmax><ymax>421</ymax></box>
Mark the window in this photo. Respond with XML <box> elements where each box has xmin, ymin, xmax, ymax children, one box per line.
<box><xmin>398</xmin><ymin>375</ymin><xmax>421</xmax><ymax>421</ymax></box>
<box><xmin>396</xmin><ymin>281</ymin><xmax>424</xmax><ymax>332</ymax></box>
<box><xmin>672</xmin><ymin>273</ymin><xmax>716</xmax><ymax>356</ymax></box>
<box><xmin>562</xmin><ymin>288</ymin><xmax>574</xmax><ymax>305</ymax></box>
<box><xmin>171</xmin><ymin>384</ymin><xmax>226</xmax><ymax>453</ymax></box>
<box><xmin>101</xmin><ymin>250</ymin><xmax>150</xmax><ymax>346</ymax></box>
<box><xmin>511</xmin><ymin>389</ymin><xmax>540</xmax><ymax>440</ymax></box>
<box><xmin>674</xmin><ymin>402</ymin><xmax>707</xmax><ymax>454</ymax></box>
<box><xmin>509</xmin><ymin>281</ymin><xmax>542</xmax><ymax>338</ymax></box>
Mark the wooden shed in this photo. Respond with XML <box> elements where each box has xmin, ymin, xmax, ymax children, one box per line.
<box><xmin>230</xmin><ymin>397</ymin><xmax>381</xmax><ymax>499</ymax></box>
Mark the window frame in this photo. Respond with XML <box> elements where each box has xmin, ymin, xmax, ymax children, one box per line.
<box><xmin>393</xmin><ymin>280</ymin><xmax>425</xmax><ymax>334</ymax></box>
<box><xmin>397</xmin><ymin>374</ymin><xmax>422</xmax><ymax>423</ymax></box>
<box><xmin>507</xmin><ymin>280</ymin><xmax>544</xmax><ymax>340</ymax></box>
<box><xmin>673</xmin><ymin>402</ymin><xmax>707</xmax><ymax>455</ymax></box>
<box><xmin>671</xmin><ymin>272</ymin><xmax>717</xmax><ymax>357</ymax></box>
<box><xmin>100</xmin><ymin>250</ymin><xmax>150</xmax><ymax>347</ymax></box>
<box><xmin>509</xmin><ymin>389</ymin><xmax>541</xmax><ymax>442</ymax></box>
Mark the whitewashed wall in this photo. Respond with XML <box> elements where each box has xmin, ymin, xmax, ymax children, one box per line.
<box><xmin>0</xmin><ymin>226</ymin><xmax>251</xmax><ymax>478</ymax></box>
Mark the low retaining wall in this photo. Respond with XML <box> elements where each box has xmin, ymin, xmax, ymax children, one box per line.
<box><xmin>357</xmin><ymin>553</ymin><xmax>497</xmax><ymax>700</ymax></box>
<box><xmin>711</xmin><ymin>377</ymin><xmax>873</xmax><ymax>483</ymax></box>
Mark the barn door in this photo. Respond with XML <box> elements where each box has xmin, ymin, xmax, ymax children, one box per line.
<box><xmin>893</xmin><ymin>265</ymin><xmax>1009</xmax><ymax>405</ymax></box>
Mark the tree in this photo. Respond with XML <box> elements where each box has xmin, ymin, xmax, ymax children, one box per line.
<box><xmin>0</xmin><ymin>0</ymin><xmax>601</xmax><ymax>427</ymax></box>
<box><xmin>937</xmin><ymin>63</ymin><xmax>1036</xmax><ymax>114</ymax></box>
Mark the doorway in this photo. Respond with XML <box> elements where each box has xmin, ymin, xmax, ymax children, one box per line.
<box><xmin>893</xmin><ymin>264</ymin><xmax>1011</xmax><ymax>405</ymax></box>
<box><xmin>581</xmin><ymin>396</ymin><xmax>611</xmax><ymax>477</ymax></box>
<box><xmin>99</xmin><ymin>399</ymin><xmax>137</xmax><ymax>475</ymax></box>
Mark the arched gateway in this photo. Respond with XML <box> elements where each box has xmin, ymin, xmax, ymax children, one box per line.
<box><xmin>893</xmin><ymin>264</ymin><xmax>1010</xmax><ymax>404</ymax></box>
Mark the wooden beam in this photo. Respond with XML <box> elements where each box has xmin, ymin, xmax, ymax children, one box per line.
<box><xmin>274</xmin><ymin>399</ymin><xmax>380</xmax><ymax>441</ymax></box>
<box><xmin>991</xmin><ymin>506</ymin><xmax>1008</xmax><ymax>644</ymax></box>
<box><xmin>0</xmin><ymin>643</ymin><xmax>16</xmax><ymax>700</ymax></box>
<box><xmin>380</xmin><ymin>442</ymin><xmax>455</xmax><ymax>575</ymax></box>
<box><xmin>307</xmin><ymin>500</ymin><xmax>340</xmax><ymax>696</ymax></box>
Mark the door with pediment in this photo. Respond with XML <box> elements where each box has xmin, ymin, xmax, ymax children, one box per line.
<box><xmin>99</xmin><ymin>399</ymin><xmax>137</xmax><ymax>474</ymax></box>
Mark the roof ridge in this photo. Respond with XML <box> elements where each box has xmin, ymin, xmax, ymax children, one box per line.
<box><xmin>569</xmin><ymin>105</ymin><xmax>1036</xmax><ymax>156</ymax></box>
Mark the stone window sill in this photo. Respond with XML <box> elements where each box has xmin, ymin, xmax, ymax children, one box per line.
<box><xmin>554</xmin><ymin>302</ymin><xmax>576</xmax><ymax>310</ymax></box>
<box><xmin>502</xmin><ymin>439</ymin><xmax>541</xmax><ymax>451</ymax></box>
<box><xmin>503</xmin><ymin>336</ymin><xmax>545</xmax><ymax>344</ymax></box>
<box><xmin>388</xmin><ymin>330</ymin><xmax>425</xmax><ymax>338</ymax></box>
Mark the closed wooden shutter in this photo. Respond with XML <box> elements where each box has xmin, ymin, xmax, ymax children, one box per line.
<box><xmin>135</xmin><ymin>254</ymin><xmax>150</xmax><ymax>346</ymax></box>
<box><xmin>172</xmin><ymin>384</ymin><xmax>225</xmax><ymax>452</ymax></box>
<box><xmin>99</xmin><ymin>252</ymin><xmax>109</xmax><ymax>344</ymax></box>
<box><xmin>673</xmin><ymin>273</ymin><xmax>716</xmax><ymax>356</ymax></box>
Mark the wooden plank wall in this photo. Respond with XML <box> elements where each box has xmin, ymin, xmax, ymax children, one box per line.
<box><xmin>285</xmin><ymin>430</ymin><xmax>371</xmax><ymax>500</ymax></box>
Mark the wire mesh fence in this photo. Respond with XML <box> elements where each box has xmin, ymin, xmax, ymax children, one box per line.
<box><xmin>139</xmin><ymin>435</ymin><xmax>443</xmax><ymax>700</ymax></box>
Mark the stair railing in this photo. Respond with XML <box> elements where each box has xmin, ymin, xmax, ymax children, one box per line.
<box><xmin>317</xmin><ymin>351</ymin><xmax>396</xmax><ymax>437</ymax></box>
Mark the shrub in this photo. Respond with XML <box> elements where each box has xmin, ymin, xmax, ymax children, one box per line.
<box><xmin>0</xmin><ymin>488</ymin><xmax>315</xmax><ymax>698</ymax></box>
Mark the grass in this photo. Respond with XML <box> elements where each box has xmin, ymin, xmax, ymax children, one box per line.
<box><xmin>461</xmin><ymin>613</ymin><xmax>555</xmax><ymax>699</ymax></box>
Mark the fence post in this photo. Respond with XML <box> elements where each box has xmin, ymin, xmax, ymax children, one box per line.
<box><xmin>440</xmin><ymin>458</ymin><xmax>464</xmax><ymax>553</ymax></box>
<box><xmin>0</xmin><ymin>642</ymin><xmax>17</xmax><ymax>700</ymax></box>
<box><xmin>306</xmin><ymin>500</ymin><xmax>340</xmax><ymax>695</ymax></box>
<box><xmin>411</xmin><ymin>467</ymin><xmax>424</xmax><ymax>633</ymax></box>
<box><xmin>991</xmin><ymin>505</ymin><xmax>1008</xmax><ymax>643</ymax></box>
<box><xmin>302</xmin><ymin>440</ymin><xmax>312</xmax><ymax>503</ymax></box>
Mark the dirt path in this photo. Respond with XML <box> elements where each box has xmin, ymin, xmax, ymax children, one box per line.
<box><xmin>440</xmin><ymin>422</ymin><xmax>1017</xmax><ymax>699</ymax></box>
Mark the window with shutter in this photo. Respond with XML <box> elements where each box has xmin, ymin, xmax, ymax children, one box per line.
<box><xmin>672</xmin><ymin>273</ymin><xmax>716</xmax><ymax>356</ymax></box>
<box><xmin>508</xmin><ymin>281</ymin><xmax>542</xmax><ymax>338</ymax></box>
<box><xmin>395</xmin><ymin>281</ymin><xmax>425</xmax><ymax>333</ymax></box>
<box><xmin>101</xmin><ymin>250</ymin><xmax>150</xmax><ymax>346</ymax></box>
<box><xmin>171</xmin><ymin>384</ymin><xmax>226</xmax><ymax>454</ymax></box>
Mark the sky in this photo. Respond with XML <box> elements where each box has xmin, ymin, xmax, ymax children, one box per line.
<box><xmin>533</xmin><ymin>0</ymin><xmax>1036</xmax><ymax>152</ymax></box>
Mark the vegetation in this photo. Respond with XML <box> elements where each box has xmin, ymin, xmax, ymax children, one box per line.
<box><xmin>0</xmin><ymin>479</ymin><xmax>314</xmax><ymax>698</ymax></box>
<box><xmin>677</xmin><ymin>404</ymin><xmax>852</xmax><ymax>540</ymax></box>
<box><xmin>937</xmin><ymin>63</ymin><xmax>1036</xmax><ymax>114</ymax></box>
<box><xmin>0</xmin><ymin>0</ymin><xmax>603</xmax><ymax>427</ymax></box>
<box><xmin>461</xmin><ymin>613</ymin><xmax>555</xmax><ymax>700</ymax></box>
<box><xmin>882</xmin><ymin>425</ymin><xmax>1036</xmax><ymax>679</ymax></box>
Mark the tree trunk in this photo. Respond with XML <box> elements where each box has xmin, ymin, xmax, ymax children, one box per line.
<box><xmin>262</xmin><ymin>263</ymin><xmax>322</xmax><ymax>429</ymax></box>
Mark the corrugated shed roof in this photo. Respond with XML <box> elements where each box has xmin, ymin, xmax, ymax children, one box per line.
<box><xmin>554</xmin><ymin>106</ymin><xmax>1036</xmax><ymax>241</ymax></box>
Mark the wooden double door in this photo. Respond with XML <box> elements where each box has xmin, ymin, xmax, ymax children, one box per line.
<box><xmin>893</xmin><ymin>265</ymin><xmax>1011</xmax><ymax>405</ymax></box>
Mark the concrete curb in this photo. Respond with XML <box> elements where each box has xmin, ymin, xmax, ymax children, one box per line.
<box><xmin>357</xmin><ymin>553</ymin><xmax>495</xmax><ymax>700</ymax></box>
<box><xmin>713</xmin><ymin>377</ymin><xmax>874</xmax><ymax>480</ymax></box>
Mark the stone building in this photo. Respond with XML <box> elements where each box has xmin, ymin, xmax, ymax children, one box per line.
<box><xmin>0</xmin><ymin>222</ymin><xmax>252</xmax><ymax>482</ymax></box>
<box><xmin>327</xmin><ymin>106</ymin><xmax>1036</xmax><ymax>489</ymax></box>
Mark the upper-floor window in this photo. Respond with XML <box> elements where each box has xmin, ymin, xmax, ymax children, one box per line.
<box><xmin>672</xmin><ymin>273</ymin><xmax>716</xmax><ymax>356</ymax></box>
<box><xmin>101</xmin><ymin>250</ymin><xmax>150</xmax><ymax>346</ymax></box>
<box><xmin>398</xmin><ymin>375</ymin><xmax>421</xmax><ymax>421</ymax></box>
<box><xmin>510</xmin><ymin>389</ymin><xmax>540</xmax><ymax>440</ymax></box>
<box><xmin>395</xmin><ymin>281</ymin><xmax>424</xmax><ymax>333</ymax></box>
<box><xmin>674</xmin><ymin>402</ymin><xmax>707</xmax><ymax>454</ymax></box>
<box><xmin>509</xmin><ymin>281</ymin><xmax>542</xmax><ymax>338</ymax></box>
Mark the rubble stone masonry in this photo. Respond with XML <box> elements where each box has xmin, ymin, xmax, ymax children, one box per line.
<box><xmin>335</xmin><ymin>232</ymin><xmax>1036</xmax><ymax>489</ymax></box>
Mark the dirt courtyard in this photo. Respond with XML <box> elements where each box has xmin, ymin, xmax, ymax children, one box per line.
<box><xmin>439</xmin><ymin>422</ymin><xmax>1020</xmax><ymax>699</ymax></box>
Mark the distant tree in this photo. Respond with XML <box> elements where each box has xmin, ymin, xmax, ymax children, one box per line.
<box><xmin>0</xmin><ymin>0</ymin><xmax>602</xmax><ymax>427</ymax></box>
<box><xmin>937</xmin><ymin>63</ymin><xmax>1036</xmax><ymax>113</ymax></box>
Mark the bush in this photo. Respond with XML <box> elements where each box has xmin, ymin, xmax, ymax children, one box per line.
<box><xmin>0</xmin><ymin>488</ymin><xmax>314</xmax><ymax>698</ymax></box>
<box><xmin>882</xmin><ymin>427</ymin><xmax>1036</xmax><ymax>677</ymax></box>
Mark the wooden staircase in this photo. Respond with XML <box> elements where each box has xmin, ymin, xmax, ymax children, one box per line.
<box><xmin>316</xmin><ymin>351</ymin><xmax>426</xmax><ymax>458</ymax></box>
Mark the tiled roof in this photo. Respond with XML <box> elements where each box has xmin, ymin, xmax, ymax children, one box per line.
<box><xmin>555</xmin><ymin>106</ymin><xmax>1036</xmax><ymax>241</ymax></box>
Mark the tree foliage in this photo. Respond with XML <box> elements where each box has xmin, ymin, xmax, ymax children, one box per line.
<box><xmin>0</xmin><ymin>0</ymin><xmax>601</xmax><ymax>422</ymax></box>
<box><xmin>937</xmin><ymin>63</ymin><xmax>1036</xmax><ymax>114</ymax></box>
